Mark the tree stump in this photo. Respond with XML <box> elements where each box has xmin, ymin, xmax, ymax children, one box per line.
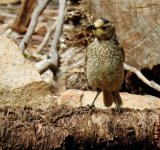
<box><xmin>82</xmin><ymin>0</ymin><xmax>160</xmax><ymax>70</ymax></box>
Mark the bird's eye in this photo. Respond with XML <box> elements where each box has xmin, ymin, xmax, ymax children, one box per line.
<box><xmin>102</xmin><ymin>26</ymin><xmax>107</xmax><ymax>30</ymax></box>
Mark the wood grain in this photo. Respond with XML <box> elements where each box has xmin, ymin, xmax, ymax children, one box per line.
<box><xmin>83</xmin><ymin>0</ymin><xmax>160</xmax><ymax>69</ymax></box>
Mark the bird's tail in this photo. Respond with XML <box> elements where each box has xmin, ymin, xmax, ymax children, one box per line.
<box><xmin>102</xmin><ymin>90</ymin><xmax>113</xmax><ymax>107</ymax></box>
<box><xmin>103</xmin><ymin>90</ymin><xmax>123</xmax><ymax>107</ymax></box>
<box><xmin>112</xmin><ymin>91</ymin><xmax>123</xmax><ymax>106</ymax></box>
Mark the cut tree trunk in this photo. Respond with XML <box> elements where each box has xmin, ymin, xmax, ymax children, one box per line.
<box><xmin>0</xmin><ymin>106</ymin><xmax>160</xmax><ymax>149</ymax></box>
<box><xmin>82</xmin><ymin>0</ymin><xmax>160</xmax><ymax>70</ymax></box>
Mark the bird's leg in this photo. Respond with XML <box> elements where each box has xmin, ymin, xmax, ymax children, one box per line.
<box><xmin>112</xmin><ymin>92</ymin><xmax>122</xmax><ymax>113</ymax></box>
<box><xmin>115</xmin><ymin>103</ymin><xmax>122</xmax><ymax>113</ymax></box>
<box><xmin>87</xmin><ymin>91</ymin><xmax>100</xmax><ymax>108</ymax></box>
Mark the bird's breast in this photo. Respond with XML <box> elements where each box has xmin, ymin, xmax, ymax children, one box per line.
<box><xmin>86</xmin><ymin>40</ymin><xmax>124</xmax><ymax>90</ymax></box>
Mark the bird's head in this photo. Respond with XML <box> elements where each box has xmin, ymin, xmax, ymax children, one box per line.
<box><xmin>86</xmin><ymin>18</ymin><xmax>115</xmax><ymax>40</ymax></box>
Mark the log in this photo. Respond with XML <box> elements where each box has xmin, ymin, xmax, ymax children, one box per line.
<box><xmin>82</xmin><ymin>0</ymin><xmax>160</xmax><ymax>70</ymax></box>
<box><xmin>0</xmin><ymin>106</ymin><xmax>160</xmax><ymax>149</ymax></box>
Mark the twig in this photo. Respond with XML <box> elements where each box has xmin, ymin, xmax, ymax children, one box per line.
<box><xmin>3</xmin><ymin>28</ymin><xmax>13</xmax><ymax>36</ymax></box>
<box><xmin>124</xmin><ymin>63</ymin><xmax>160</xmax><ymax>92</ymax></box>
<box><xmin>49</xmin><ymin>0</ymin><xmax>66</xmax><ymax>69</ymax></box>
<box><xmin>0</xmin><ymin>12</ymin><xmax>16</xmax><ymax>18</ymax></box>
<box><xmin>31</xmin><ymin>53</ymin><xmax>47</xmax><ymax>61</ymax></box>
<box><xmin>35</xmin><ymin>0</ymin><xmax>66</xmax><ymax>74</ymax></box>
<box><xmin>0</xmin><ymin>21</ymin><xmax>13</xmax><ymax>35</ymax></box>
<box><xmin>36</xmin><ymin>20</ymin><xmax>57</xmax><ymax>53</ymax></box>
<box><xmin>35</xmin><ymin>58</ymin><xmax>52</xmax><ymax>74</ymax></box>
<box><xmin>19</xmin><ymin>0</ymin><xmax>50</xmax><ymax>53</ymax></box>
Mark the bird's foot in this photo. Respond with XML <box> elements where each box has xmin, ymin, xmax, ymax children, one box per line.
<box><xmin>86</xmin><ymin>103</ymin><xmax>95</xmax><ymax>109</ymax></box>
<box><xmin>115</xmin><ymin>105</ymin><xmax>123</xmax><ymax>113</ymax></box>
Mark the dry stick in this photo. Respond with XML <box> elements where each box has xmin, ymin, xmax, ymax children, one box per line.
<box><xmin>37</xmin><ymin>20</ymin><xmax>57</xmax><ymax>53</ymax></box>
<box><xmin>35</xmin><ymin>58</ymin><xmax>52</xmax><ymax>74</ymax></box>
<box><xmin>35</xmin><ymin>0</ymin><xmax>66</xmax><ymax>73</ymax></box>
<box><xmin>32</xmin><ymin>21</ymin><xmax>57</xmax><ymax>61</ymax></box>
<box><xmin>4</xmin><ymin>28</ymin><xmax>13</xmax><ymax>36</ymax></box>
<box><xmin>1</xmin><ymin>21</ymin><xmax>13</xmax><ymax>35</ymax></box>
<box><xmin>49</xmin><ymin>0</ymin><xmax>66</xmax><ymax>68</ymax></box>
<box><xmin>1</xmin><ymin>12</ymin><xmax>16</xmax><ymax>18</ymax></box>
<box><xmin>124</xmin><ymin>63</ymin><xmax>160</xmax><ymax>92</ymax></box>
<box><xmin>19</xmin><ymin>0</ymin><xmax>50</xmax><ymax>53</ymax></box>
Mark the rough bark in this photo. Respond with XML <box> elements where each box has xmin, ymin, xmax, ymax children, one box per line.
<box><xmin>0</xmin><ymin>106</ymin><xmax>160</xmax><ymax>149</ymax></box>
<box><xmin>82</xmin><ymin>0</ymin><xmax>160</xmax><ymax>70</ymax></box>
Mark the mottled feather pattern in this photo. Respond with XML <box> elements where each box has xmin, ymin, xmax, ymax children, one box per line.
<box><xmin>86</xmin><ymin>39</ymin><xmax>124</xmax><ymax>91</ymax></box>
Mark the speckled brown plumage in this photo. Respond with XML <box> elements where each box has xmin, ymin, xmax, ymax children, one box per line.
<box><xmin>86</xmin><ymin>39</ymin><xmax>124</xmax><ymax>91</ymax></box>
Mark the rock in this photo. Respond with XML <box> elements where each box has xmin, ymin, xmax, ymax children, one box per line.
<box><xmin>57</xmin><ymin>89</ymin><xmax>160</xmax><ymax>110</ymax></box>
<box><xmin>57</xmin><ymin>89</ymin><xmax>83</xmax><ymax>107</ymax></box>
<box><xmin>0</xmin><ymin>36</ymin><xmax>54</xmax><ymax>109</ymax></box>
<box><xmin>0</xmin><ymin>36</ymin><xmax>41</xmax><ymax>89</ymax></box>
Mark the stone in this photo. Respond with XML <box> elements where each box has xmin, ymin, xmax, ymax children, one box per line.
<box><xmin>57</xmin><ymin>89</ymin><xmax>160</xmax><ymax>110</ymax></box>
<box><xmin>0</xmin><ymin>36</ymin><xmax>54</xmax><ymax>109</ymax></box>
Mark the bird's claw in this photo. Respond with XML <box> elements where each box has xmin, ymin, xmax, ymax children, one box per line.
<box><xmin>115</xmin><ymin>105</ymin><xmax>123</xmax><ymax>113</ymax></box>
<box><xmin>86</xmin><ymin>103</ymin><xmax>95</xmax><ymax>109</ymax></box>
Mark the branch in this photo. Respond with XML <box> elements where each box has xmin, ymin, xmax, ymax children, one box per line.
<box><xmin>35</xmin><ymin>58</ymin><xmax>52</xmax><ymax>74</ymax></box>
<box><xmin>36</xmin><ymin>20</ymin><xmax>57</xmax><ymax>53</ymax></box>
<box><xmin>1</xmin><ymin>22</ymin><xmax>13</xmax><ymax>35</ymax></box>
<box><xmin>35</xmin><ymin>0</ymin><xmax>66</xmax><ymax>73</ymax></box>
<box><xmin>1</xmin><ymin>106</ymin><xmax>160</xmax><ymax>149</ymax></box>
<box><xmin>124</xmin><ymin>63</ymin><xmax>160</xmax><ymax>92</ymax></box>
<box><xmin>49</xmin><ymin>0</ymin><xmax>66</xmax><ymax>69</ymax></box>
<box><xmin>19</xmin><ymin>0</ymin><xmax>50</xmax><ymax>53</ymax></box>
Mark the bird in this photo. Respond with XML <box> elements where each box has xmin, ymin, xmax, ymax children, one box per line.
<box><xmin>85</xmin><ymin>18</ymin><xmax>125</xmax><ymax>111</ymax></box>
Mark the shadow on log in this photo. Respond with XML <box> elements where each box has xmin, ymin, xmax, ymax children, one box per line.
<box><xmin>0</xmin><ymin>105</ymin><xmax>160</xmax><ymax>149</ymax></box>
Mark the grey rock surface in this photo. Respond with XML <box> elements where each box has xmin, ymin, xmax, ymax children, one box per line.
<box><xmin>0</xmin><ymin>36</ymin><xmax>54</xmax><ymax>109</ymax></box>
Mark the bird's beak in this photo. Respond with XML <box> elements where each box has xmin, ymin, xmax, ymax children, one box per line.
<box><xmin>85</xmin><ymin>24</ymin><xmax>96</xmax><ymax>30</ymax></box>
